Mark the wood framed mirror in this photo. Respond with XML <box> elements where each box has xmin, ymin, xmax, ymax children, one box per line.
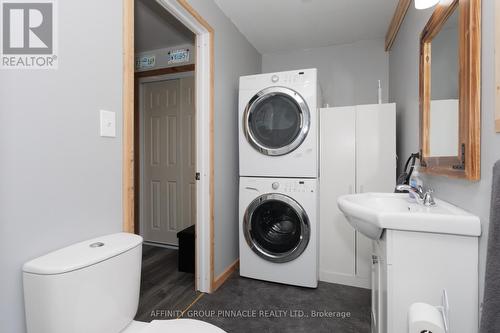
<box><xmin>419</xmin><ymin>0</ymin><xmax>481</xmax><ymax>180</ymax></box>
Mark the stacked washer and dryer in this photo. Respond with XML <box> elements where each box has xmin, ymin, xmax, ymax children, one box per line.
<box><xmin>238</xmin><ymin>69</ymin><xmax>320</xmax><ymax>288</ymax></box>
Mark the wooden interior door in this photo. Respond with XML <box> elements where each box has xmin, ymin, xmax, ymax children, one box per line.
<box><xmin>142</xmin><ymin>77</ymin><xmax>195</xmax><ymax>245</ymax></box>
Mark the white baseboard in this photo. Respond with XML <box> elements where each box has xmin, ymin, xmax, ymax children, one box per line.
<box><xmin>320</xmin><ymin>270</ymin><xmax>371</xmax><ymax>289</ymax></box>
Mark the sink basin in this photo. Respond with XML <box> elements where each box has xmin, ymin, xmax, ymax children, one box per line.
<box><xmin>337</xmin><ymin>193</ymin><xmax>481</xmax><ymax>240</ymax></box>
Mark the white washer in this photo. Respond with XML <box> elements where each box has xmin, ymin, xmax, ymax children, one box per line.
<box><xmin>239</xmin><ymin>177</ymin><xmax>318</xmax><ymax>288</ymax></box>
<box><xmin>239</xmin><ymin>69</ymin><xmax>319</xmax><ymax>178</ymax></box>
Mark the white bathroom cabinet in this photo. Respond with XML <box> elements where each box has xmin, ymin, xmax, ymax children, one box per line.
<box><xmin>372</xmin><ymin>229</ymin><xmax>479</xmax><ymax>333</ymax></box>
<box><xmin>319</xmin><ymin>104</ymin><xmax>396</xmax><ymax>288</ymax></box>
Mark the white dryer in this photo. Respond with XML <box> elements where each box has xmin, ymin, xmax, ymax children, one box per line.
<box><xmin>239</xmin><ymin>69</ymin><xmax>319</xmax><ymax>178</ymax></box>
<box><xmin>239</xmin><ymin>177</ymin><xmax>318</xmax><ymax>288</ymax></box>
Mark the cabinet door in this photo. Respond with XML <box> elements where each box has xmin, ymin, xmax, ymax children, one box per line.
<box><xmin>319</xmin><ymin>107</ymin><xmax>356</xmax><ymax>281</ymax></box>
<box><xmin>356</xmin><ymin>104</ymin><xmax>396</xmax><ymax>279</ymax></box>
<box><xmin>355</xmin><ymin>103</ymin><xmax>396</xmax><ymax>193</ymax></box>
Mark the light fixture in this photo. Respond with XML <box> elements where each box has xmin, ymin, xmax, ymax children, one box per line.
<box><xmin>415</xmin><ymin>0</ymin><xmax>440</xmax><ymax>9</ymax></box>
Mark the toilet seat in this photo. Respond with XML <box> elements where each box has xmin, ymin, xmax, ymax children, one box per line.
<box><xmin>124</xmin><ymin>319</ymin><xmax>226</xmax><ymax>333</ymax></box>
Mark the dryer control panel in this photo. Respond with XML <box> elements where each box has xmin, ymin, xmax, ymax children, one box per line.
<box><xmin>239</xmin><ymin>68</ymin><xmax>316</xmax><ymax>90</ymax></box>
<box><xmin>269</xmin><ymin>71</ymin><xmax>307</xmax><ymax>85</ymax></box>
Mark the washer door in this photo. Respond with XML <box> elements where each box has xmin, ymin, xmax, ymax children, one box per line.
<box><xmin>243</xmin><ymin>87</ymin><xmax>310</xmax><ymax>156</ymax></box>
<box><xmin>243</xmin><ymin>193</ymin><xmax>310</xmax><ymax>263</ymax></box>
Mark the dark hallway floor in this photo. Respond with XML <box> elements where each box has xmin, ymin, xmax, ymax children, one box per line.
<box><xmin>135</xmin><ymin>244</ymin><xmax>200</xmax><ymax>322</ymax></box>
<box><xmin>136</xmin><ymin>244</ymin><xmax>371</xmax><ymax>332</ymax></box>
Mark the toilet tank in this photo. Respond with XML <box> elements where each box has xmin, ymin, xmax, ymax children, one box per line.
<box><xmin>23</xmin><ymin>233</ymin><xmax>143</xmax><ymax>333</ymax></box>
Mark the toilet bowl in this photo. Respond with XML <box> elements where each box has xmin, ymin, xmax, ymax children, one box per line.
<box><xmin>22</xmin><ymin>233</ymin><xmax>226</xmax><ymax>333</ymax></box>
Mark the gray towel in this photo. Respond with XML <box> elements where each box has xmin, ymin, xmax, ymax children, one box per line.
<box><xmin>480</xmin><ymin>161</ymin><xmax>500</xmax><ymax>333</ymax></box>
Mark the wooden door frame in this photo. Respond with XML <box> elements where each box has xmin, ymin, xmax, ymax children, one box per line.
<box><xmin>123</xmin><ymin>0</ymin><xmax>215</xmax><ymax>293</ymax></box>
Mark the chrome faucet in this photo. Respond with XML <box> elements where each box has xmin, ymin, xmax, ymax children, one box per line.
<box><xmin>396</xmin><ymin>184</ymin><xmax>436</xmax><ymax>207</ymax></box>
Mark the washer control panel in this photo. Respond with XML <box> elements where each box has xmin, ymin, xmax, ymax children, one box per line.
<box><xmin>271</xmin><ymin>180</ymin><xmax>315</xmax><ymax>193</ymax></box>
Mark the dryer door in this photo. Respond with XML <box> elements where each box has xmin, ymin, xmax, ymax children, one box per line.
<box><xmin>243</xmin><ymin>193</ymin><xmax>310</xmax><ymax>263</ymax></box>
<box><xmin>243</xmin><ymin>87</ymin><xmax>310</xmax><ymax>156</ymax></box>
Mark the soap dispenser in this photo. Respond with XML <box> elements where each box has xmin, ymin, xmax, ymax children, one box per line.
<box><xmin>409</xmin><ymin>159</ymin><xmax>423</xmax><ymax>200</ymax></box>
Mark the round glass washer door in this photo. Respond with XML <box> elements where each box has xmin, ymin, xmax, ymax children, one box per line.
<box><xmin>243</xmin><ymin>193</ymin><xmax>310</xmax><ymax>263</ymax></box>
<box><xmin>243</xmin><ymin>87</ymin><xmax>310</xmax><ymax>156</ymax></box>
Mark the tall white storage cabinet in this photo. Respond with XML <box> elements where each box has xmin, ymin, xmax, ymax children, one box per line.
<box><xmin>319</xmin><ymin>104</ymin><xmax>396</xmax><ymax>288</ymax></box>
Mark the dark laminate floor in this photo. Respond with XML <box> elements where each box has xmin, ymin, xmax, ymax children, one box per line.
<box><xmin>136</xmin><ymin>245</ymin><xmax>371</xmax><ymax>332</ymax></box>
<box><xmin>183</xmin><ymin>273</ymin><xmax>371</xmax><ymax>333</ymax></box>
<box><xmin>135</xmin><ymin>244</ymin><xmax>200</xmax><ymax>322</ymax></box>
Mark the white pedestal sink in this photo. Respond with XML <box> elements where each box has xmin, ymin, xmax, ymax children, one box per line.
<box><xmin>337</xmin><ymin>192</ymin><xmax>481</xmax><ymax>240</ymax></box>
<box><xmin>337</xmin><ymin>192</ymin><xmax>481</xmax><ymax>333</ymax></box>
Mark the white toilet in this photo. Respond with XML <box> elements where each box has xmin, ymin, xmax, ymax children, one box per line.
<box><xmin>22</xmin><ymin>233</ymin><xmax>226</xmax><ymax>333</ymax></box>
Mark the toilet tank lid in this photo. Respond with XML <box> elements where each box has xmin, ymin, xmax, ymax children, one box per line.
<box><xmin>23</xmin><ymin>233</ymin><xmax>143</xmax><ymax>275</ymax></box>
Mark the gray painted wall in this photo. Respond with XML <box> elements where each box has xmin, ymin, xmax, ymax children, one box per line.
<box><xmin>187</xmin><ymin>0</ymin><xmax>262</xmax><ymax>277</ymax></box>
<box><xmin>388</xmin><ymin>0</ymin><xmax>498</xmax><ymax>311</ymax></box>
<box><xmin>262</xmin><ymin>39</ymin><xmax>389</xmax><ymax>107</ymax></box>
<box><xmin>0</xmin><ymin>1</ymin><xmax>124</xmax><ymax>332</ymax></box>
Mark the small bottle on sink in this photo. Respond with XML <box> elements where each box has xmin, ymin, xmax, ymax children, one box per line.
<box><xmin>409</xmin><ymin>160</ymin><xmax>423</xmax><ymax>201</ymax></box>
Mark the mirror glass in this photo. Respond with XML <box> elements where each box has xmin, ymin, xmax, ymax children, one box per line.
<box><xmin>429</xmin><ymin>9</ymin><xmax>459</xmax><ymax>157</ymax></box>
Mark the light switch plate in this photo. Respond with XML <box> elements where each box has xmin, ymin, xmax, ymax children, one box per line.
<box><xmin>100</xmin><ymin>110</ymin><xmax>116</xmax><ymax>137</ymax></box>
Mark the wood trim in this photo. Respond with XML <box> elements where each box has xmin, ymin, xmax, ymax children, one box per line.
<box><xmin>212</xmin><ymin>259</ymin><xmax>239</xmax><ymax>292</ymax></box>
<box><xmin>419</xmin><ymin>0</ymin><xmax>481</xmax><ymax>180</ymax></box>
<box><xmin>420</xmin><ymin>41</ymin><xmax>431</xmax><ymax>157</ymax></box>
<box><xmin>420</xmin><ymin>1</ymin><xmax>459</xmax><ymax>42</ymax></box>
<box><xmin>135</xmin><ymin>64</ymin><xmax>195</xmax><ymax>79</ymax></box>
<box><xmin>178</xmin><ymin>0</ymin><xmax>214</xmax><ymax>33</ymax></box>
<box><xmin>468</xmin><ymin>0</ymin><xmax>481</xmax><ymax>180</ymax></box>
<box><xmin>177</xmin><ymin>0</ymin><xmax>216</xmax><ymax>293</ymax></box>
<box><xmin>496</xmin><ymin>0</ymin><xmax>500</xmax><ymax>132</ymax></box>
<box><xmin>123</xmin><ymin>0</ymin><xmax>135</xmax><ymax>233</ymax></box>
<box><xmin>385</xmin><ymin>0</ymin><xmax>412</xmax><ymax>51</ymax></box>
<box><xmin>133</xmin><ymin>64</ymin><xmax>196</xmax><ymax>235</ymax></box>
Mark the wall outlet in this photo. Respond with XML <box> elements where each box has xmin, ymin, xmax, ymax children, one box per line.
<box><xmin>100</xmin><ymin>110</ymin><xmax>116</xmax><ymax>137</ymax></box>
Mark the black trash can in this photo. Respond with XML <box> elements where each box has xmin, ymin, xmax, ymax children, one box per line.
<box><xmin>177</xmin><ymin>225</ymin><xmax>195</xmax><ymax>273</ymax></box>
